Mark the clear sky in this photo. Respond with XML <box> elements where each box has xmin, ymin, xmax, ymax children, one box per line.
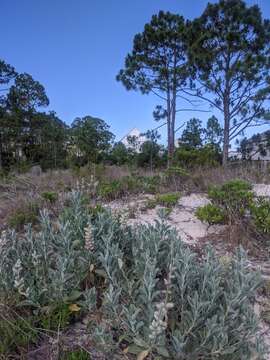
<box><xmin>2</xmin><ymin>0</ymin><xmax>270</xmax><ymax>141</ymax></box>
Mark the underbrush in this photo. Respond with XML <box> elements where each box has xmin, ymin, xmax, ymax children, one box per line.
<box><xmin>196</xmin><ymin>179</ymin><xmax>270</xmax><ymax>244</ymax></box>
<box><xmin>0</xmin><ymin>191</ymin><xmax>266</xmax><ymax>359</ymax></box>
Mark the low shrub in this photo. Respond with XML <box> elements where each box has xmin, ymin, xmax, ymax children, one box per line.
<box><xmin>98</xmin><ymin>180</ymin><xmax>122</xmax><ymax>200</ymax></box>
<box><xmin>41</xmin><ymin>191</ymin><xmax>58</xmax><ymax>203</ymax></box>
<box><xmin>251</xmin><ymin>198</ymin><xmax>270</xmax><ymax>234</ymax></box>
<box><xmin>155</xmin><ymin>192</ymin><xmax>180</xmax><ymax>207</ymax></box>
<box><xmin>7</xmin><ymin>202</ymin><xmax>40</xmax><ymax>230</ymax></box>
<box><xmin>0</xmin><ymin>191</ymin><xmax>266</xmax><ymax>359</ymax></box>
<box><xmin>208</xmin><ymin>179</ymin><xmax>254</xmax><ymax>221</ymax></box>
<box><xmin>98</xmin><ymin>175</ymin><xmax>161</xmax><ymax>200</ymax></box>
<box><xmin>174</xmin><ymin>145</ymin><xmax>221</xmax><ymax>168</ymax></box>
<box><xmin>196</xmin><ymin>203</ymin><xmax>226</xmax><ymax>225</ymax></box>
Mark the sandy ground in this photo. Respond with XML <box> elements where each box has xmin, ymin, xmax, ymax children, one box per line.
<box><xmin>106</xmin><ymin>193</ymin><xmax>225</xmax><ymax>244</ymax></box>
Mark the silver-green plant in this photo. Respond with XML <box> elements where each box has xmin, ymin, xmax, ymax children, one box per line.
<box><xmin>0</xmin><ymin>190</ymin><xmax>267</xmax><ymax>359</ymax></box>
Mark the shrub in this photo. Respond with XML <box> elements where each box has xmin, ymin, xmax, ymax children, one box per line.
<box><xmin>98</xmin><ymin>175</ymin><xmax>161</xmax><ymax>200</ymax></box>
<box><xmin>41</xmin><ymin>191</ymin><xmax>58</xmax><ymax>203</ymax></box>
<box><xmin>0</xmin><ymin>191</ymin><xmax>266</xmax><ymax>359</ymax></box>
<box><xmin>208</xmin><ymin>179</ymin><xmax>254</xmax><ymax>221</ymax></box>
<box><xmin>156</xmin><ymin>192</ymin><xmax>180</xmax><ymax>207</ymax></box>
<box><xmin>251</xmin><ymin>198</ymin><xmax>270</xmax><ymax>234</ymax></box>
<box><xmin>98</xmin><ymin>180</ymin><xmax>122</xmax><ymax>200</ymax></box>
<box><xmin>7</xmin><ymin>202</ymin><xmax>40</xmax><ymax>230</ymax></box>
<box><xmin>196</xmin><ymin>203</ymin><xmax>226</xmax><ymax>225</ymax></box>
<box><xmin>174</xmin><ymin>144</ymin><xmax>221</xmax><ymax>168</ymax></box>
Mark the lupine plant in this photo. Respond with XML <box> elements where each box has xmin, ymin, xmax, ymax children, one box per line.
<box><xmin>0</xmin><ymin>191</ymin><xmax>267</xmax><ymax>359</ymax></box>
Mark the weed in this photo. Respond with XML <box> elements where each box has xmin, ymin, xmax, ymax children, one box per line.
<box><xmin>41</xmin><ymin>191</ymin><xmax>58</xmax><ymax>203</ymax></box>
<box><xmin>251</xmin><ymin>198</ymin><xmax>270</xmax><ymax>234</ymax></box>
<box><xmin>196</xmin><ymin>203</ymin><xmax>226</xmax><ymax>225</ymax></box>
<box><xmin>155</xmin><ymin>192</ymin><xmax>180</xmax><ymax>207</ymax></box>
<box><xmin>61</xmin><ymin>349</ymin><xmax>90</xmax><ymax>360</ymax></box>
<box><xmin>7</xmin><ymin>202</ymin><xmax>40</xmax><ymax>230</ymax></box>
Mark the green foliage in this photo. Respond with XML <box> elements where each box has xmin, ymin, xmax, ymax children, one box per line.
<box><xmin>70</xmin><ymin>116</ymin><xmax>114</xmax><ymax>165</ymax></box>
<box><xmin>205</xmin><ymin>115</ymin><xmax>223</xmax><ymax>146</ymax></box>
<box><xmin>0</xmin><ymin>310</ymin><xmax>38</xmax><ymax>355</ymax></box>
<box><xmin>155</xmin><ymin>192</ymin><xmax>180</xmax><ymax>207</ymax></box>
<box><xmin>88</xmin><ymin>204</ymin><xmax>106</xmax><ymax>219</ymax></box>
<box><xmin>109</xmin><ymin>142</ymin><xmax>130</xmax><ymax>165</ymax></box>
<box><xmin>98</xmin><ymin>175</ymin><xmax>161</xmax><ymax>200</ymax></box>
<box><xmin>98</xmin><ymin>180</ymin><xmax>123</xmax><ymax>200</ymax></box>
<box><xmin>39</xmin><ymin>303</ymin><xmax>72</xmax><ymax>331</ymax></box>
<box><xmin>175</xmin><ymin>144</ymin><xmax>221</xmax><ymax>168</ymax></box>
<box><xmin>41</xmin><ymin>191</ymin><xmax>58</xmax><ymax>203</ymax></box>
<box><xmin>61</xmin><ymin>349</ymin><xmax>90</xmax><ymax>360</ymax></box>
<box><xmin>165</xmin><ymin>166</ymin><xmax>189</xmax><ymax>178</ymax></box>
<box><xmin>8</xmin><ymin>202</ymin><xmax>40</xmax><ymax>230</ymax></box>
<box><xmin>91</xmin><ymin>212</ymin><xmax>264</xmax><ymax>359</ymax></box>
<box><xmin>0</xmin><ymin>191</ymin><xmax>265</xmax><ymax>359</ymax></box>
<box><xmin>208</xmin><ymin>179</ymin><xmax>254</xmax><ymax>220</ymax></box>
<box><xmin>196</xmin><ymin>203</ymin><xmax>226</xmax><ymax>225</ymax></box>
<box><xmin>179</xmin><ymin>118</ymin><xmax>204</xmax><ymax>149</ymax></box>
<box><xmin>117</xmin><ymin>11</ymin><xmax>190</xmax><ymax>160</ymax></box>
<box><xmin>189</xmin><ymin>0</ymin><xmax>270</xmax><ymax>163</ymax></box>
<box><xmin>251</xmin><ymin>198</ymin><xmax>270</xmax><ymax>234</ymax></box>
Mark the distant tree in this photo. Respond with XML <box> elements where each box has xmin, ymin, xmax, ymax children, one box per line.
<box><xmin>25</xmin><ymin>112</ymin><xmax>68</xmax><ymax>169</ymax></box>
<box><xmin>110</xmin><ymin>142</ymin><xmax>129</xmax><ymax>165</ymax></box>
<box><xmin>70</xmin><ymin>116</ymin><xmax>114</xmax><ymax>164</ymax></box>
<box><xmin>180</xmin><ymin>118</ymin><xmax>204</xmax><ymax>149</ymax></box>
<box><xmin>0</xmin><ymin>60</ymin><xmax>17</xmax><ymax>169</ymax></box>
<box><xmin>7</xmin><ymin>73</ymin><xmax>49</xmax><ymax>112</ymax></box>
<box><xmin>117</xmin><ymin>11</ymin><xmax>190</xmax><ymax>165</ymax></box>
<box><xmin>126</xmin><ymin>135</ymin><xmax>140</xmax><ymax>154</ymax></box>
<box><xmin>188</xmin><ymin>0</ymin><xmax>270</xmax><ymax>165</ymax></box>
<box><xmin>204</xmin><ymin>116</ymin><xmax>223</xmax><ymax>147</ymax></box>
<box><xmin>6</xmin><ymin>73</ymin><xmax>49</xmax><ymax>163</ymax></box>
<box><xmin>139</xmin><ymin>129</ymin><xmax>161</xmax><ymax>171</ymax></box>
<box><xmin>0</xmin><ymin>59</ymin><xmax>16</xmax><ymax>105</ymax></box>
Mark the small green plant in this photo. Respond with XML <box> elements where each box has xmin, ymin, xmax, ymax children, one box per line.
<box><xmin>144</xmin><ymin>198</ymin><xmax>157</xmax><ymax>210</ymax></box>
<box><xmin>39</xmin><ymin>303</ymin><xmax>73</xmax><ymax>331</ymax></box>
<box><xmin>88</xmin><ymin>204</ymin><xmax>106</xmax><ymax>219</ymax></box>
<box><xmin>41</xmin><ymin>191</ymin><xmax>58</xmax><ymax>203</ymax></box>
<box><xmin>165</xmin><ymin>166</ymin><xmax>189</xmax><ymax>178</ymax></box>
<box><xmin>0</xmin><ymin>308</ymin><xmax>38</xmax><ymax>355</ymax></box>
<box><xmin>61</xmin><ymin>349</ymin><xmax>90</xmax><ymax>360</ymax></box>
<box><xmin>251</xmin><ymin>198</ymin><xmax>270</xmax><ymax>234</ymax></box>
<box><xmin>98</xmin><ymin>180</ymin><xmax>122</xmax><ymax>200</ymax></box>
<box><xmin>208</xmin><ymin>179</ymin><xmax>254</xmax><ymax>222</ymax></box>
<box><xmin>155</xmin><ymin>192</ymin><xmax>180</xmax><ymax>207</ymax></box>
<box><xmin>196</xmin><ymin>203</ymin><xmax>226</xmax><ymax>225</ymax></box>
<box><xmin>8</xmin><ymin>202</ymin><xmax>40</xmax><ymax>230</ymax></box>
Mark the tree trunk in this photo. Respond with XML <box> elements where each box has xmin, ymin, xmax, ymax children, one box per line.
<box><xmin>167</xmin><ymin>91</ymin><xmax>172</xmax><ymax>167</ymax></box>
<box><xmin>171</xmin><ymin>89</ymin><xmax>176</xmax><ymax>159</ymax></box>
<box><xmin>0</xmin><ymin>131</ymin><xmax>2</xmax><ymax>170</ymax></box>
<box><xmin>223</xmin><ymin>97</ymin><xmax>230</xmax><ymax>166</ymax></box>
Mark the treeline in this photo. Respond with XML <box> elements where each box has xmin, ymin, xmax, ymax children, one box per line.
<box><xmin>0</xmin><ymin>60</ymin><xmax>166</xmax><ymax>171</ymax></box>
<box><xmin>0</xmin><ymin>58</ymin><xmax>223</xmax><ymax>172</ymax></box>
<box><xmin>0</xmin><ymin>60</ymin><xmax>115</xmax><ymax>171</ymax></box>
<box><xmin>1</xmin><ymin>0</ymin><xmax>270</xmax><ymax>171</ymax></box>
<box><xmin>117</xmin><ymin>0</ymin><xmax>270</xmax><ymax>165</ymax></box>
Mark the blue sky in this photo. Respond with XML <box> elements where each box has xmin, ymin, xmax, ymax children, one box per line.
<box><xmin>2</xmin><ymin>0</ymin><xmax>270</xmax><ymax>142</ymax></box>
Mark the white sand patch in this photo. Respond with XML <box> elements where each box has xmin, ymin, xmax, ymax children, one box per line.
<box><xmin>253</xmin><ymin>184</ymin><xmax>270</xmax><ymax>198</ymax></box>
<box><xmin>105</xmin><ymin>193</ymin><xmax>224</xmax><ymax>245</ymax></box>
